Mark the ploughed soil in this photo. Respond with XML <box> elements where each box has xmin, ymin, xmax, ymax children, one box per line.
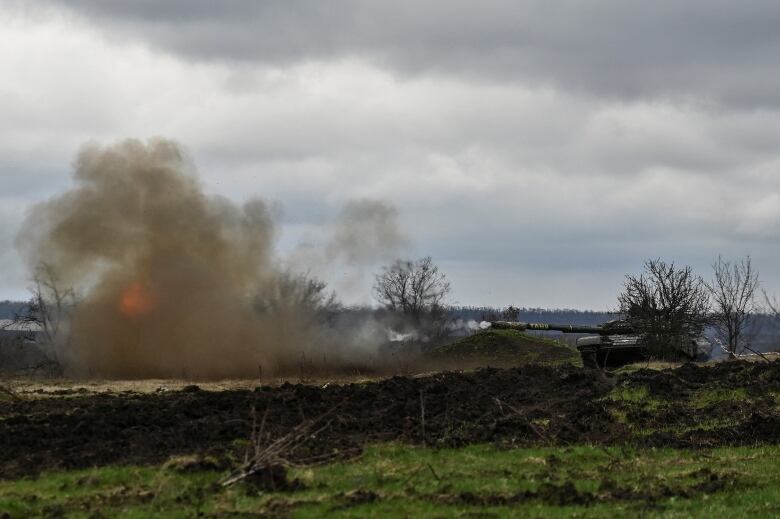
<box><xmin>1</xmin><ymin>361</ymin><xmax>779</xmax><ymax>479</ymax></box>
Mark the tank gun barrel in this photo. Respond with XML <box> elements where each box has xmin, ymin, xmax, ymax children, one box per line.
<box><xmin>489</xmin><ymin>321</ymin><xmax>630</xmax><ymax>335</ymax></box>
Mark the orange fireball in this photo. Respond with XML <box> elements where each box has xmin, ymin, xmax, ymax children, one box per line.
<box><xmin>118</xmin><ymin>282</ymin><xmax>156</xmax><ymax>318</ymax></box>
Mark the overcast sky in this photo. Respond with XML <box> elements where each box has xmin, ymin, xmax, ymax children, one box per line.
<box><xmin>2</xmin><ymin>1</ymin><xmax>780</xmax><ymax>309</ymax></box>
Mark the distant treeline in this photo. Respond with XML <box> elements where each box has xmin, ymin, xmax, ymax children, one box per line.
<box><xmin>0</xmin><ymin>300</ymin><xmax>650</xmax><ymax>326</ymax></box>
<box><xmin>0</xmin><ymin>301</ymin><xmax>27</xmax><ymax>320</ymax></box>
<box><xmin>447</xmin><ymin>306</ymin><xmax>619</xmax><ymax>325</ymax></box>
<box><xmin>330</xmin><ymin>305</ymin><xmax>619</xmax><ymax>325</ymax></box>
<box><xmin>0</xmin><ymin>300</ymin><xmax>622</xmax><ymax>326</ymax></box>
<box><xmin>2</xmin><ymin>299</ymin><xmax>776</xmax><ymax>354</ymax></box>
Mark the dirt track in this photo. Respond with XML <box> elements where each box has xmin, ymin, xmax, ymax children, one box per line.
<box><xmin>1</xmin><ymin>361</ymin><xmax>779</xmax><ymax>479</ymax></box>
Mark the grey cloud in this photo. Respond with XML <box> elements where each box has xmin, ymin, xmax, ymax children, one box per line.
<box><xmin>2</xmin><ymin>2</ymin><xmax>780</xmax><ymax>308</ymax></box>
<box><xmin>39</xmin><ymin>0</ymin><xmax>780</xmax><ymax>107</ymax></box>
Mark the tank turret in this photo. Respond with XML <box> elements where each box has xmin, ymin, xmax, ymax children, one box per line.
<box><xmin>487</xmin><ymin>320</ymin><xmax>711</xmax><ymax>368</ymax></box>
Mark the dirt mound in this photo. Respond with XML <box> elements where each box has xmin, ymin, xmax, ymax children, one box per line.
<box><xmin>424</xmin><ymin>329</ymin><xmax>579</xmax><ymax>368</ymax></box>
<box><xmin>1</xmin><ymin>361</ymin><xmax>779</xmax><ymax>479</ymax></box>
<box><xmin>614</xmin><ymin>361</ymin><xmax>780</xmax><ymax>448</ymax></box>
<box><xmin>0</xmin><ymin>364</ymin><xmax>613</xmax><ymax>478</ymax></box>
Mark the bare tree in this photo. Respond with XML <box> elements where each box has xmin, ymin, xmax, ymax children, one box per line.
<box><xmin>374</xmin><ymin>257</ymin><xmax>450</xmax><ymax>321</ymax></box>
<box><xmin>23</xmin><ymin>263</ymin><xmax>76</xmax><ymax>347</ymax></box>
<box><xmin>253</xmin><ymin>271</ymin><xmax>340</xmax><ymax>323</ymax></box>
<box><xmin>11</xmin><ymin>263</ymin><xmax>76</xmax><ymax>374</ymax></box>
<box><xmin>618</xmin><ymin>259</ymin><xmax>711</xmax><ymax>358</ymax></box>
<box><xmin>707</xmin><ymin>256</ymin><xmax>759</xmax><ymax>358</ymax></box>
<box><xmin>374</xmin><ymin>257</ymin><xmax>451</xmax><ymax>342</ymax></box>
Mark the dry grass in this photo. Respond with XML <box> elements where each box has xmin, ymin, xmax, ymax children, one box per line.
<box><xmin>3</xmin><ymin>374</ymin><xmax>387</xmax><ymax>398</ymax></box>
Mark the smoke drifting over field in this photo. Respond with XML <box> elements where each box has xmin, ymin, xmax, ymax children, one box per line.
<box><xmin>17</xmin><ymin>139</ymin><xmax>402</xmax><ymax>379</ymax></box>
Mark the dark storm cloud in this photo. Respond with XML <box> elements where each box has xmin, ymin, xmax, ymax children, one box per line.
<box><xmin>45</xmin><ymin>0</ymin><xmax>780</xmax><ymax>106</ymax></box>
<box><xmin>3</xmin><ymin>0</ymin><xmax>780</xmax><ymax>308</ymax></box>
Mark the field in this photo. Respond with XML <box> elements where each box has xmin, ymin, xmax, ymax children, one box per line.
<box><xmin>1</xmin><ymin>330</ymin><xmax>780</xmax><ymax>517</ymax></box>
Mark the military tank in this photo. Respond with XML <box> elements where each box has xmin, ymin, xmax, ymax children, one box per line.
<box><xmin>489</xmin><ymin>320</ymin><xmax>712</xmax><ymax>368</ymax></box>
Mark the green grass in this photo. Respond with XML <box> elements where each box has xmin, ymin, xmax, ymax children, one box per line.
<box><xmin>607</xmin><ymin>384</ymin><xmax>755</xmax><ymax>412</ymax></box>
<box><xmin>604</xmin><ymin>385</ymin><xmax>666</xmax><ymax>426</ymax></box>
<box><xmin>604</xmin><ymin>383</ymin><xmax>756</xmax><ymax>435</ymax></box>
<box><xmin>608</xmin><ymin>386</ymin><xmax>658</xmax><ymax>406</ymax></box>
<box><xmin>428</xmin><ymin>329</ymin><xmax>580</xmax><ymax>368</ymax></box>
<box><xmin>3</xmin><ymin>444</ymin><xmax>780</xmax><ymax>518</ymax></box>
<box><xmin>691</xmin><ymin>388</ymin><xmax>750</xmax><ymax>409</ymax></box>
<box><xmin>438</xmin><ymin>329</ymin><xmax>575</xmax><ymax>353</ymax></box>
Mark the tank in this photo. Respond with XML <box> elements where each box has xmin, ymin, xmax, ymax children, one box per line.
<box><xmin>489</xmin><ymin>320</ymin><xmax>712</xmax><ymax>368</ymax></box>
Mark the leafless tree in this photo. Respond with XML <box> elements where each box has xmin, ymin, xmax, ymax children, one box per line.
<box><xmin>706</xmin><ymin>256</ymin><xmax>759</xmax><ymax>358</ymax></box>
<box><xmin>374</xmin><ymin>257</ymin><xmax>450</xmax><ymax>322</ymax></box>
<box><xmin>618</xmin><ymin>259</ymin><xmax>711</xmax><ymax>358</ymax></box>
<box><xmin>22</xmin><ymin>263</ymin><xmax>76</xmax><ymax>347</ymax></box>
<box><xmin>253</xmin><ymin>271</ymin><xmax>340</xmax><ymax>329</ymax></box>
<box><xmin>374</xmin><ymin>257</ymin><xmax>451</xmax><ymax>343</ymax></box>
<box><xmin>11</xmin><ymin>263</ymin><xmax>76</xmax><ymax>374</ymax></box>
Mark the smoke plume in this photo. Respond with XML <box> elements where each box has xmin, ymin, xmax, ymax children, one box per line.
<box><xmin>326</xmin><ymin>200</ymin><xmax>408</xmax><ymax>266</ymax></box>
<box><xmin>17</xmin><ymin>138</ymin><xmax>392</xmax><ymax>379</ymax></box>
<box><xmin>286</xmin><ymin>199</ymin><xmax>410</xmax><ymax>302</ymax></box>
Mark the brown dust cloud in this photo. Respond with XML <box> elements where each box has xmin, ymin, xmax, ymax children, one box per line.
<box><xmin>17</xmin><ymin>138</ymin><xmax>404</xmax><ymax>379</ymax></box>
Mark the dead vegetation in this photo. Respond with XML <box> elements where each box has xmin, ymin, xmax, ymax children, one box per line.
<box><xmin>222</xmin><ymin>404</ymin><xmax>347</xmax><ymax>490</ymax></box>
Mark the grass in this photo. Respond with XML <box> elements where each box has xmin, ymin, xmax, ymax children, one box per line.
<box><xmin>608</xmin><ymin>386</ymin><xmax>654</xmax><ymax>405</ymax></box>
<box><xmin>2</xmin><ymin>444</ymin><xmax>780</xmax><ymax>518</ymax></box>
<box><xmin>612</xmin><ymin>361</ymin><xmax>684</xmax><ymax>375</ymax></box>
<box><xmin>605</xmin><ymin>380</ymin><xmax>756</xmax><ymax>413</ymax></box>
<box><xmin>427</xmin><ymin>329</ymin><xmax>580</xmax><ymax>368</ymax></box>
<box><xmin>3</xmin><ymin>361</ymin><xmax>778</xmax><ymax>516</ymax></box>
<box><xmin>603</xmin><ymin>380</ymin><xmax>765</xmax><ymax>437</ymax></box>
<box><xmin>605</xmin><ymin>386</ymin><xmax>666</xmax><ymax>423</ymax></box>
<box><xmin>691</xmin><ymin>388</ymin><xmax>750</xmax><ymax>409</ymax></box>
